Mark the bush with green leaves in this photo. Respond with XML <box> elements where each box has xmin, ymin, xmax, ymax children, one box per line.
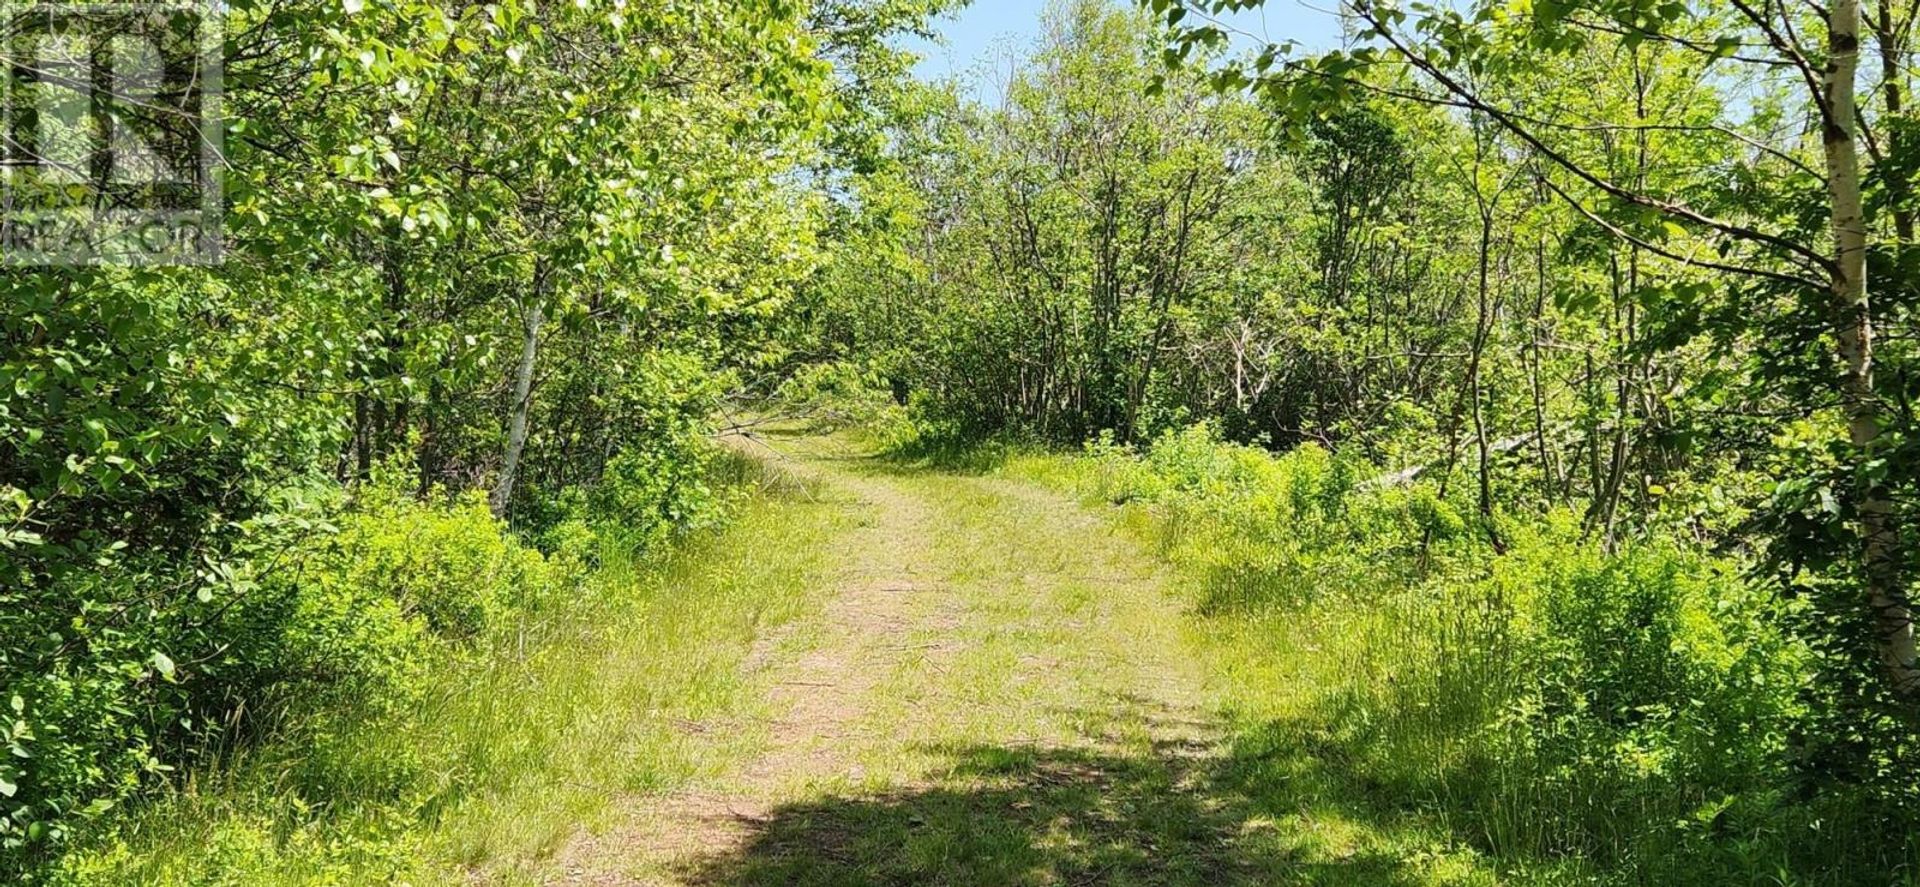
<box><xmin>1066</xmin><ymin>423</ymin><xmax>1817</xmax><ymax>871</ymax></box>
<box><xmin>0</xmin><ymin>469</ymin><xmax>579</xmax><ymax>875</ymax></box>
<box><xmin>1</xmin><ymin>0</ymin><xmax>953</xmax><ymax>875</ymax></box>
<box><xmin>0</xmin><ymin>566</ymin><xmax>176</xmax><ymax>856</ymax></box>
<box><xmin>1086</xmin><ymin>423</ymin><xmax>1446</xmax><ymax>612</ymax></box>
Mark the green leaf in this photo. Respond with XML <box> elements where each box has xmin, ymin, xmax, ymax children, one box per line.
<box><xmin>150</xmin><ymin>651</ymin><xmax>177</xmax><ymax>682</ymax></box>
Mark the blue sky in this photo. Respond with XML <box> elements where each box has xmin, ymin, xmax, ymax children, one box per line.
<box><xmin>905</xmin><ymin>0</ymin><xmax>1349</xmax><ymax>100</ymax></box>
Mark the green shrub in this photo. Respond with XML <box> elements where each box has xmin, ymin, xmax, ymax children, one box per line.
<box><xmin>1060</xmin><ymin>423</ymin><xmax>1816</xmax><ymax>873</ymax></box>
<box><xmin>1458</xmin><ymin>521</ymin><xmax>1803</xmax><ymax>859</ymax></box>
<box><xmin>587</xmin><ymin>443</ymin><xmax>720</xmax><ymax>550</ymax></box>
<box><xmin>245</xmin><ymin>482</ymin><xmax>574</xmax><ymax>718</ymax></box>
<box><xmin>0</xmin><ymin>572</ymin><xmax>165</xmax><ymax>857</ymax></box>
<box><xmin>1</xmin><ymin>469</ymin><xmax>579</xmax><ymax>878</ymax></box>
<box><xmin>1085</xmin><ymin>424</ymin><xmax>1442</xmax><ymax>612</ymax></box>
<box><xmin>518</xmin><ymin>423</ymin><xmax>733</xmax><ymax>565</ymax></box>
<box><xmin>319</xmin><ymin>485</ymin><xmax>558</xmax><ymax>638</ymax></box>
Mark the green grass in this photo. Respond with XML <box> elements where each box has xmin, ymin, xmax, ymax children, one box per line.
<box><xmin>53</xmin><ymin>430</ymin><xmax>1911</xmax><ymax>885</ymax></box>
<box><xmin>624</xmin><ymin>438</ymin><xmax>1514</xmax><ymax>885</ymax></box>
<box><xmin>993</xmin><ymin>444</ymin><xmax>1910</xmax><ymax>886</ymax></box>
<box><xmin>55</xmin><ymin>466</ymin><xmax>847</xmax><ymax>886</ymax></box>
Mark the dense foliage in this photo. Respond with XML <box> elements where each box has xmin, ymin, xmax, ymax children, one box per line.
<box><xmin>820</xmin><ymin>0</ymin><xmax>1920</xmax><ymax>876</ymax></box>
<box><xmin>0</xmin><ymin>0</ymin><xmax>949</xmax><ymax>877</ymax></box>
<box><xmin>12</xmin><ymin>0</ymin><xmax>1920</xmax><ymax>878</ymax></box>
<box><xmin>1061</xmin><ymin>426</ymin><xmax>1848</xmax><ymax>876</ymax></box>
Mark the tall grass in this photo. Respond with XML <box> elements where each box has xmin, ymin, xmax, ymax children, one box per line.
<box><xmin>1007</xmin><ymin>424</ymin><xmax>1910</xmax><ymax>884</ymax></box>
<box><xmin>53</xmin><ymin>458</ymin><xmax>842</xmax><ymax>886</ymax></box>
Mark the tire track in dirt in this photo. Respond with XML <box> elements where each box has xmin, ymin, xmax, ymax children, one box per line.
<box><xmin>550</xmin><ymin>436</ymin><xmax>953</xmax><ymax>885</ymax></box>
<box><xmin>546</xmin><ymin>435</ymin><xmax>1248</xmax><ymax>886</ymax></box>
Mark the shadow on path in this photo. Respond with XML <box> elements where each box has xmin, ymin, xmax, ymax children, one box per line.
<box><xmin>674</xmin><ymin>737</ymin><xmax>1436</xmax><ymax>887</ymax></box>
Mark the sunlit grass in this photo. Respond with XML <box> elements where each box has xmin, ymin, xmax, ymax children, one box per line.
<box><xmin>56</xmin><ymin>431</ymin><xmax>1907</xmax><ymax>886</ymax></box>
<box><xmin>675</xmin><ymin>447</ymin><xmax>1512</xmax><ymax>886</ymax></box>
<box><xmin>57</xmin><ymin>469</ymin><xmax>847</xmax><ymax>886</ymax></box>
<box><xmin>997</xmin><ymin>444</ymin><xmax>1907</xmax><ymax>886</ymax></box>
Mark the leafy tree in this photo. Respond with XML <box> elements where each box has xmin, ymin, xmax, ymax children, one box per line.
<box><xmin>1148</xmin><ymin>0</ymin><xmax>1920</xmax><ymax>805</ymax></box>
<box><xmin>0</xmin><ymin>0</ymin><xmax>947</xmax><ymax>869</ymax></box>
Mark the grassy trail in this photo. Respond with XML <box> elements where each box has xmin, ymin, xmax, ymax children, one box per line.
<box><xmin>543</xmin><ymin>431</ymin><xmax>1295</xmax><ymax>886</ymax></box>
<box><xmin>75</xmin><ymin>429</ymin><xmax>1778</xmax><ymax>885</ymax></box>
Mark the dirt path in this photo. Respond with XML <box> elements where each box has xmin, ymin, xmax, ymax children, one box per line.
<box><xmin>548</xmin><ymin>434</ymin><xmax>1286</xmax><ymax>886</ymax></box>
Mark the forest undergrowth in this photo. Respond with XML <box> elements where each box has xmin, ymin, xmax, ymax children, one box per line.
<box><xmin>881</xmin><ymin>419</ymin><xmax>1918</xmax><ymax>884</ymax></box>
<box><xmin>47</xmin><ymin>451</ymin><xmax>844</xmax><ymax>885</ymax></box>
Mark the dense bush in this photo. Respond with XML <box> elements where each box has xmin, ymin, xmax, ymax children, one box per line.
<box><xmin>518</xmin><ymin>402</ymin><xmax>734</xmax><ymax>564</ymax></box>
<box><xmin>0</xmin><ymin>0</ymin><xmax>949</xmax><ymax>871</ymax></box>
<box><xmin>822</xmin><ymin>9</ymin><xmax>1920</xmax><ymax>873</ymax></box>
<box><xmin>1068</xmin><ymin>424</ymin><xmax>1836</xmax><ymax>873</ymax></box>
<box><xmin>0</xmin><ymin>484</ymin><xmax>447</xmax><ymax>864</ymax></box>
<box><xmin>0</xmin><ymin>435</ymin><xmax>728</xmax><ymax>878</ymax></box>
<box><xmin>1088</xmin><ymin>424</ymin><xmax>1442</xmax><ymax>611</ymax></box>
<box><xmin>246</xmin><ymin>479</ymin><xmax>587</xmax><ymax>714</ymax></box>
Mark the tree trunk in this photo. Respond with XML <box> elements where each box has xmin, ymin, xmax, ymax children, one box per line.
<box><xmin>1588</xmin><ymin>246</ymin><xmax>1633</xmax><ymax>551</ymax></box>
<box><xmin>1826</xmin><ymin>0</ymin><xmax>1920</xmax><ymax>695</ymax></box>
<box><xmin>491</xmin><ymin>266</ymin><xmax>548</xmax><ymax>519</ymax></box>
<box><xmin>1529</xmin><ymin>223</ymin><xmax>1557</xmax><ymax>504</ymax></box>
<box><xmin>1873</xmin><ymin>0</ymin><xmax>1915</xmax><ymax>246</ymax></box>
<box><xmin>1470</xmin><ymin>211</ymin><xmax>1503</xmax><ymax>553</ymax></box>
